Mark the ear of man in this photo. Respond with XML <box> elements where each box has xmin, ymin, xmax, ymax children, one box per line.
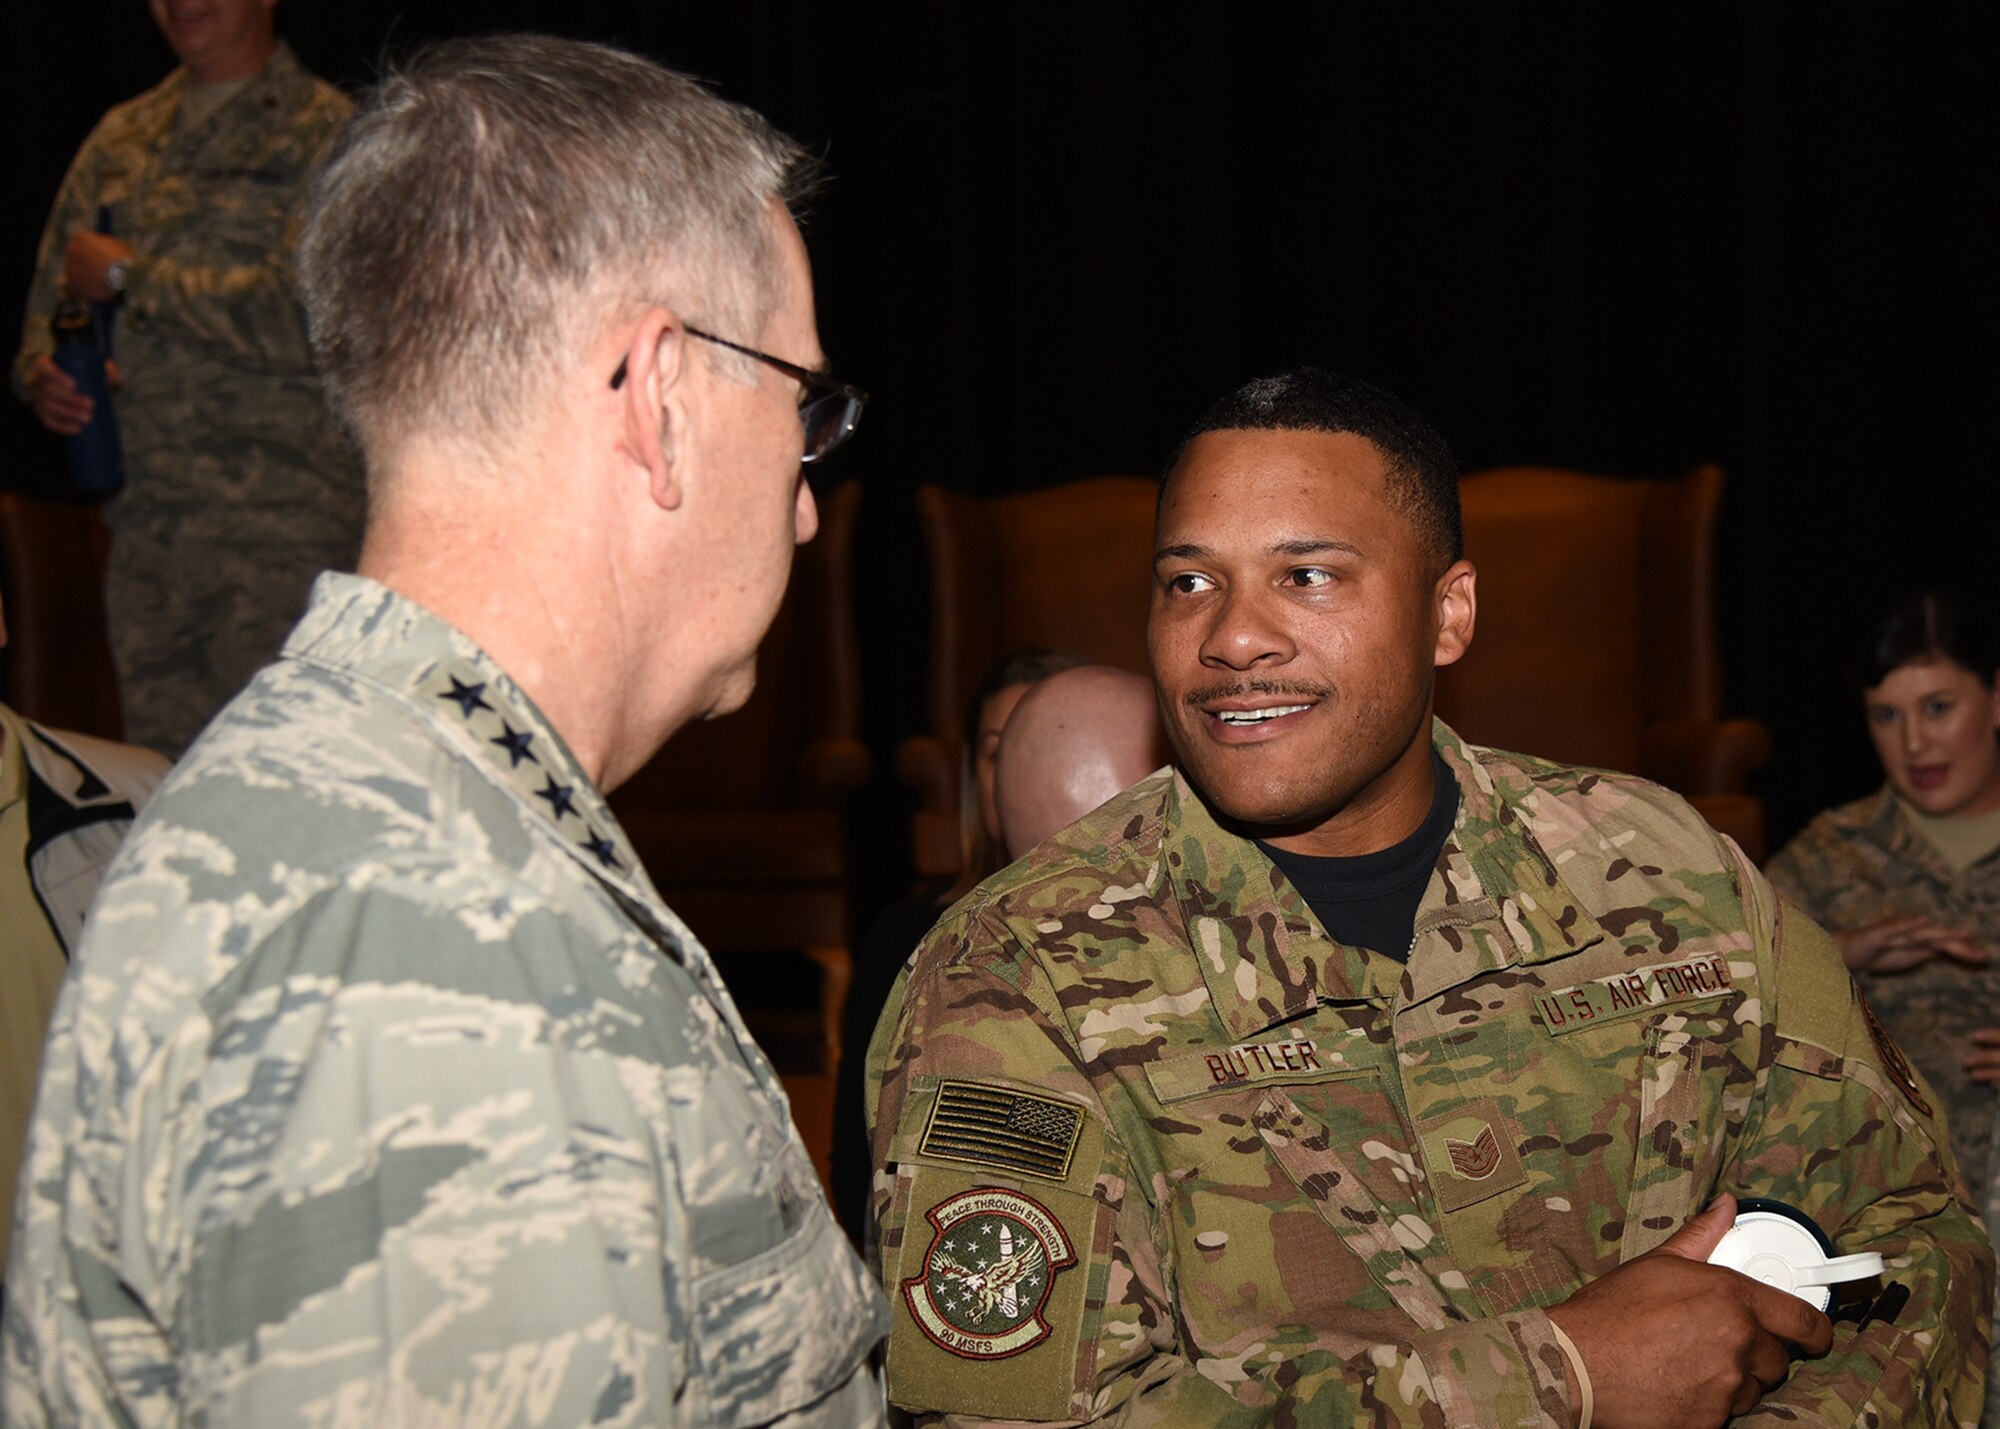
<box><xmin>617</xmin><ymin>310</ymin><xmax>693</xmax><ymax>513</ymax></box>
<box><xmin>1433</xmin><ymin>559</ymin><xmax>1477</xmax><ymax>668</ymax></box>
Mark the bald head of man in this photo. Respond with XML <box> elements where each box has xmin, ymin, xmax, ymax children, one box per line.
<box><xmin>996</xmin><ymin>665</ymin><xmax>1169</xmax><ymax>860</ymax></box>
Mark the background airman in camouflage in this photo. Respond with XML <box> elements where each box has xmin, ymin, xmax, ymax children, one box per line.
<box><xmin>1769</xmin><ymin>788</ymin><xmax>2000</xmax><ymax>1218</ymax></box>
<box><xmin>3</xmin><ymin>34</ymin><xmax>887</xmax><ymax>1425</ymax></box>
<box><xmin>870</xmin><ymin>369</ymin><xmax>1992</xmax><ymax>1427</ymax></box>
<box><xmin>1766</xmin><ymin>588</ymin><xmax>2000</xmax><ymax>1427</ymax></box>
<box><xmin>14</xmin><ymin>0</ymin><xmax>361</xmax><ymax>755</ymax></box>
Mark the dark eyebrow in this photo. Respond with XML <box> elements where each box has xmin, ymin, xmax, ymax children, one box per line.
<box><xmin>1154</xmin><ymin>537</ymin><xmax>1363</xmax><ymax>566</ymax></box>
<box><xmin>1271</xmin><ymin>538</ymin><xmax>1362</xmax><ymax>559</ymax></box>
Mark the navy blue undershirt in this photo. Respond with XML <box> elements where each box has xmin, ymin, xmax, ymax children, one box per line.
<box><xmin>1257</xmin><ymin>748</ymin><xmax>1458</xmax><ymax>963</ymax></box>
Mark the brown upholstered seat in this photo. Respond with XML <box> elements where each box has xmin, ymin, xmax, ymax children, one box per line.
<box><xmin>610</xmin><ymin>479</ymin><xmax>868</xmax><ymax>1069</ymax></box>
<box><xmin>0</xmin><ymin>492</ymin><xmax>121</xmax><ymax>739</ymax></box>
<box><xmin>1435</xmin><ymin>464</ymin><xmax>1770</xmax><ymax>858</ymax></box>
<box><xmin>899</xmin><ymin>477</ymin><xmax>1158</xmax><ymax>880</ymax></box>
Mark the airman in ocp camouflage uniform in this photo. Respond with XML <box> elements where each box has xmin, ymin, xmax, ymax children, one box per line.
<box><xmin>870</xmin><ymin>370</ymin><xmax>1992</xmax><ymax>1428</ymax></box>
<box><xmin>14</xmin><ymin>28</ymin><xmax>361</xmax><ymax>754</ymax></box>
<box><xmin>873</xmin><ymin>732</ymin><xmax>1992</xmax><ymax>1425</ymax></box>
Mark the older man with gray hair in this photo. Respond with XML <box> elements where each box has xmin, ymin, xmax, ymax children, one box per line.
<box><xmin>2</xmin><ymin>34</ymin><xmax>885</xmax><ymax>1426</ymax></box>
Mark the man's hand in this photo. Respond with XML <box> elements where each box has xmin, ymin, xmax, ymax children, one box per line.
<box><xmin>1832</xmin><ymin>915</ymin><xmax>1987</xmax><ymax>975</ymax></box>
<box><xmin>61</xmin><ymin>231</ymin><xmax>136</xmax><ymax>304</ymax></box>
<box><xmin>1545</xmin><ymin>1195</ymin><xmax>1834</xmax><ymax>1429</ymax></box>
<box><xmin>25</xmin><ymin>356</ymin><xmax>93</xmax><ymax>435</ymax></box>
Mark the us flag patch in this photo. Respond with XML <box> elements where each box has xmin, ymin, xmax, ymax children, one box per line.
<box><xmin>918</xmin><ymin>1080</ymin><xmax>1084</xmax><ymax>1181</ymax></box>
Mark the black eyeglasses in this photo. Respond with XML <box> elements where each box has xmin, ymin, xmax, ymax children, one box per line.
<box><xmin>610</xmin><ymin>325</ymin><xmax>867</xmax><ymax>464</ymax></box>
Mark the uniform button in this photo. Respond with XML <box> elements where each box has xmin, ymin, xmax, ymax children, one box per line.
<box><xmin>1194</xmin><ymin>1230</ymin><xmax>1229</xmax><ymax>1251</ymax></box>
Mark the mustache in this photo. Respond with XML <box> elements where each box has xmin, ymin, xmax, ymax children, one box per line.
<box><xmin>1183</xmin><ymin>679</ymin><xmax>1332</xmax><ymax>707</ymax></box>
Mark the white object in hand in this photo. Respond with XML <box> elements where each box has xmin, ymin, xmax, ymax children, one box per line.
<box><xmin>1708</xmin><ymin>1208</ymin><xmax>1885</xmax><ymax>1312</ymax></box>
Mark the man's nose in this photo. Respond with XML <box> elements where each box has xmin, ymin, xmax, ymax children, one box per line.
<box><xmin>1198</xmin><ymin>589</ymin><xmax>1295</xmax><ymax>670</ymax></box>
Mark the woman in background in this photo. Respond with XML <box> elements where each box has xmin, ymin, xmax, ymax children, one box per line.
<box><xmin>1765</xmin><ymin>588</ymin><xmax>2000</xmax><ymax>1247</ymax></box>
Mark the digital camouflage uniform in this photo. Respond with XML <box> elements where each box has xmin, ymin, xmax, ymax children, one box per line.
<box><xmin>12</xmin><ymin>44</ymin><xmax>363</xmax><ymax>756</ymax></box>
<box><xmin>869</xmin><ymin>724</ymin><xmax>1993</xmax><ymax>1427</ymax></box>
<box><xmin>1767</xmin><ymin>789</ymin><xmax>2000</xmax><ymax>1201</ymax></box>
<box><xmin>2</xmin><ymin>572</ymin><xmax>888</xmax><ymax>1426</ymax></box>
<box><xmin>0</xmin><ymin>705</ymin><xmax>167</xmax><ymax>1280</ymax></box>
<box><xmin>1769</xmin><ymin>789</ymin><xmax>2000</xmax><ymax>1429</ymax></box>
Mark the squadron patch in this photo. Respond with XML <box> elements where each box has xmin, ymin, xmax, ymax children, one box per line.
<box><xmin>918</xmin><ymin>1080</ymin><xmax>1084</xmax><ymax>1181</ymax></box>
<box><xmin>903</xmin><ymin>1188</ymin><xmax>1077</xmax><ymax>1359</ymax></box>
<box><xmin>1859</xmin><ymin>992</ymin><xmax>1933</xmax><ymax>1117</ymax></box>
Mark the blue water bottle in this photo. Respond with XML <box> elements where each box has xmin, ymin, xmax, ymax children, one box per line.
<box><xmin>49</xmin><ymin>299</ymin><xmax>124</xmax><ymax>496</ymax></box>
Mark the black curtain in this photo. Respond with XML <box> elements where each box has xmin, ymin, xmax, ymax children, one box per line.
<box><xmin>7</xmin><ymin>3</ymin><xmax>1996</xmax><ymax>923</ymax></box>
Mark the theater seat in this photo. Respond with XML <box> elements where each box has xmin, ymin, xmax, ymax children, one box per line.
<box><xmin>1435</xmin><ymin>464</ymin><xmax>1770</xmax><ymax>858</ymax></box>
<box><xmin>0</xmin><ymin>492</ymin><xmax>121</xmax><ymax>739</ymax></box>
<box><xmin>899</xmin><ymin>477</ymin><xmax>1157</xmax><ymax>880</ymax></box>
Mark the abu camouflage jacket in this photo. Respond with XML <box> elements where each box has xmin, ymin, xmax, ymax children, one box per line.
<box><xmin>1767</xmin><ymin>788</ymin><xmax>2000</xmax><ymax>1210</ymax></box>
<box><xmin>2</xmin><ymin>573</ymin><xmax>888</xmax><ymax>1426</ymax></box>
<box><xmin>870</xmin><ymin>724</ymin><xmax>1992</xmax><ymax>1427</ymax></box>
<box><xmin>14</xmin><ymin>44</ymin><xmax>365</xmax><ymax>754</ymax></box>
<box><xmin>13</xmin><ymin>43</ymin><xmax>358</xmax><ymax>531</ymax></box>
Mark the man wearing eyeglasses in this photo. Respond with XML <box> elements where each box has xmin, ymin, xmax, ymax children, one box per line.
<box><xmin>2</xmin><ymin>34</ymin><xmax>885</xmax><ymax>1427</ymax></box>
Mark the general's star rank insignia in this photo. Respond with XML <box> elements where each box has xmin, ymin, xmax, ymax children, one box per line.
<box><xmin>903</xmin><ymin>1188</ymin><xmax>1076</xmax><ymax>1360</ymax></box>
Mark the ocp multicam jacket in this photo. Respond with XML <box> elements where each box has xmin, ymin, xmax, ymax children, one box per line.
<box><xmin>870</xmin><ymin>725</ymin><xmax>1992</xmax><ymax>1427</ymax></box>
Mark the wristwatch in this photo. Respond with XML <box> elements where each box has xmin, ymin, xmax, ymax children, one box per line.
<box><xmin>105</xmin><ymin>257</ymin><xmax>133</xmax><ymax>295</ymax></box>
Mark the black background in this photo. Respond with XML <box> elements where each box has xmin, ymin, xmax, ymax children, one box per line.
<box><xmin>6</xmin><ymin>3</ymin><xmax>1996</xmax><ymax>920</ymax></box>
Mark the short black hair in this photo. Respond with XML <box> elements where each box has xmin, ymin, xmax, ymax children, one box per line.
<box><xmin>1163</xmin><ymin>368</ymin><xmax>1462</xmax><ymax>572</ymax></box>
<box><xmin>1858</xmin><ymin>589</ymin><xmax>1999</xmax><ymax>690</ymax></box>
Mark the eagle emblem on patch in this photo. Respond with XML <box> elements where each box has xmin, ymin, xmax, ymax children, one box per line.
<box><xmin>903</xmin><ymin>1188</ymin><xmax>1076</xmax><ymax>1359</ymax></box>
<box><xmin>1445</xmin><ymin>1124</ymin><xmax>1502</xmax><ymax>1180</ymax></box>
<box><xmin>1859</xmin><ymin>992</ymin><xmax>1933</xmax><ymax>1117</ymax></box>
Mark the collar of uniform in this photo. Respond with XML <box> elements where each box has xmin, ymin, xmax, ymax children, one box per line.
<box><xmin>282</xmin><ymin>572</ymin><xmax>658</xmax><ymax>911</ymax></box>
<box><xmin>1403</xmin><ymin>725</ymin><xmax>1609</xmax><ymax>1004</ymax></box>
<box><xmin>1162</xmin><ymin>770</ymin><xmax>1403</xmax><ymax>1042</ymax></box>
<box><xmin>1862</xmin><ymin>784</ymin><xmax>1973</xmax><ymax>885</ymax></box>
<box><xmin>162</xmin><ymin>41</ymin><xmax>307</xmax><ymax>152</ymax></box>
<box><xmin>238</xmin><ymin>42</ymin><xmax>314</xmax><ymax>111</ymax></box>
<box><xmin>171</xmin><ymin>40</ymin><xmax>307</xmax><ymax>105</ymax></box>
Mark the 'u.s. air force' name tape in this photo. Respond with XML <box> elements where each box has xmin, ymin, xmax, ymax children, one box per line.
<box><xmin>1535</xmin><ymin>953</ymin><xmax>1734</xmax><ymax>1036</ymax></box>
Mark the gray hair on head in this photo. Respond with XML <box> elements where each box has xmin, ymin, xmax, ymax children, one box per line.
<box><xmin>299</xmin><ymin>33</ymin><xmax>817</xmax><ymax>466</ymax></box>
